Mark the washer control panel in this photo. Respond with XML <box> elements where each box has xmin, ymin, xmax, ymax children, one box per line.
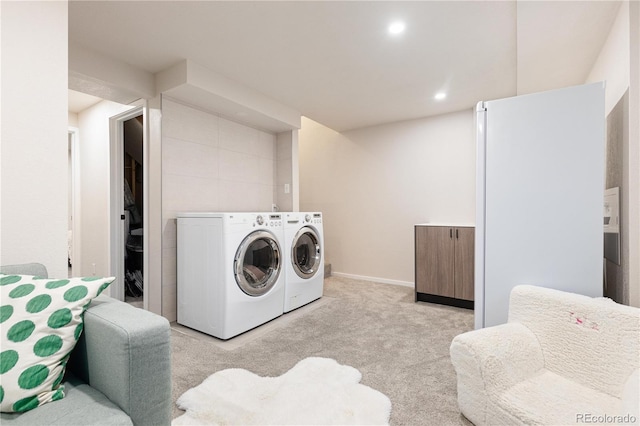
<box><xmin>304</xmin><ymin>212</ymin><xmax>322</xmax><ymax>225</ymax></box>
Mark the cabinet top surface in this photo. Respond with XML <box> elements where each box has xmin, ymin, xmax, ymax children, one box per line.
<box><xmin>415</xmin><ymin>223</ymin><xmax>475</xmax><ymax>227</ymax></box>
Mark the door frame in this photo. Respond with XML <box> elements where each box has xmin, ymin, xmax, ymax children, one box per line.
<box><xmin>68</xmin><ymin>127</ymin><xmax>81</xmax><ymax>277</ymax></box>
<box><xmin>109</xmin><ymin>104</ymin><xmax>146</xmax><ymax>305</ymax></box>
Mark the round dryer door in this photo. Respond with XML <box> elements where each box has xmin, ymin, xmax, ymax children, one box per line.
<box><xmin>291</xmin><ymin>227</ymin><xmax>321</xmax><ymax>279</ymax></box>
<box><xmin>234</xmin><ymin>230</ymin><xmax>282</xmax><ymax>296</ymax></box>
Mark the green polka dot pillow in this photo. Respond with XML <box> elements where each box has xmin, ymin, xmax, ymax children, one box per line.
<box><xmin>0</xmin><ymin>273</ymin><xmax>114</xmax><ymax>413</ymax></box>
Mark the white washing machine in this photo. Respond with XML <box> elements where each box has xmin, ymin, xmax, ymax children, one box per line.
<box><xmin>176</xmin><ymin>212</ymin><xmax>284</xmax><ymax>339</ymax></box>
<box><xmin>283</xmin><ymin>212</ymin><xmax>324</xmax><ymax>313</ymax></box>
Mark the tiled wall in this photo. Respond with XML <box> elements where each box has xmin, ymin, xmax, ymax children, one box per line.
<box><xmin>161</xmin><ymin>98</ymin><xmax>277</xmax><ymax>321</ymax></box>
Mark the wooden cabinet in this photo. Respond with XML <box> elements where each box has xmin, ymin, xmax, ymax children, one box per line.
<box><xmin>415</xmin><ymin>225</ymin><xmax>474</xmax><ymax>309</ymax></box>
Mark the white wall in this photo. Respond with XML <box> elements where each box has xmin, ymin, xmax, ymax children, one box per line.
<box><xmin>161</xmin><ymin>98</ymin><xmax>277</xmax><ymax>321</ymax></box>
<box><xmin>1</xmin><ymin>1</ymin><xmax>69</xmax><ymax>278</ymax></box>
<box><xmin>586</xmin><ymin>0</ymin><xmax>640</xmax><ymax>307</ymax></box>
<box><xmin>77</xmin><ymin>100</ymin><xmax>135</xmax><ymax>286</ymax></box>
<box><xmin>628</xmin><ymin>0</ymin><xmax>640</xmax><ymax>308</ymax></box>
<box><xmin>69</xmin><ymin>42</ymin><xmax>155</xmax><ymax>105</ymax></box>
<box><xmin>68</xmin><ymin>112</ymin><xmax>79</xmax><ymax>128</ymax></box>
<box><xmin>629</xmin><ymin>2</ymin><xmax>640</xmax><ymax>308</ymax></box>
<box><xmin>275</xmin><ymin>131</ymin><xmax>299</xmax><ymax>212</ymax></box>
<box><xmin>586</xmin><ymin>2</ymin><xmax>630</xmax><ymax>116</ymax></box>
<box><xmin>298</xmin><ymin>111</ymin><xmax>475</xmax><ymax>285</ymax></box>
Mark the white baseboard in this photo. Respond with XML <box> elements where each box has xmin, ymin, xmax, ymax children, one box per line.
<box><xmin>331</xmin><ymin>272</ymin><xmax>414</xmax><ymax>288</ymax></box>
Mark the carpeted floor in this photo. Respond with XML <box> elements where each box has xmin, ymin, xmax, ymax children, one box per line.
<box><xmin>170</xmin><ymin>275</ymin><xmax>475</xmax><ymax>425</ymax></box>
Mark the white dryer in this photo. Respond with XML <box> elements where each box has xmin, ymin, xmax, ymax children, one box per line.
<box><xmin>176</xmin><ymin>212</ymin><xmax>284</xmax><ymax>339</ymax></box>
<box><xmin>283</xmin><ymin>212</ymin><xmax>324</xmax><ymax>312</ymax></box>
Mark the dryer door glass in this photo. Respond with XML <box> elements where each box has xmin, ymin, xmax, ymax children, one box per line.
<box><xmin>292</xmin><ymin>227</ymin><xmax>321</xmax><ymax>279</ymax></box>
<box><xmin>234</xmin><ymin>230</ymin><xmax>281</xmax><ymax>296</ymax></box>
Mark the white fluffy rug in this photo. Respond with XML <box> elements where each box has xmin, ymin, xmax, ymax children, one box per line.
<box><xmin>172</xmin><ymin>357</ymin><xmax>392</xmax><ymax>425</ymax></box>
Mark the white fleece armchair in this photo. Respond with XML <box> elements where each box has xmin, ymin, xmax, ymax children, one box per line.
<box><xmin>450</xmin><ymin>285</ymin><xmax>640</xmax><ymax>426</ymax></box>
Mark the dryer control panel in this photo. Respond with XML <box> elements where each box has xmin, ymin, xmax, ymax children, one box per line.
<box><xmin>255</xmin><ymin>214</ymin><xmax>282</xmax><ymax>228</ymax></box>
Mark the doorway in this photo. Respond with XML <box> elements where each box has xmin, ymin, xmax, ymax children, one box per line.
<box><xmin>123</xmin><ymin>115</ymin><xmax>144</xmax><ymax>306</ymax></box>
<box><xmin>109</xmin><ymin>106</ymin><xmax>146</xmax><ymax>307</ymax></box>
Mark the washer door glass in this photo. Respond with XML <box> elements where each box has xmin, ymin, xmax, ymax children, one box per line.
<box><xmin>235</xmin><ymin>230</ymin><xmax>281</xmax><ymax>296</ymax></box>
<box><xmin>292</xmin><ymin>227</ymin><xmax>321</xmax><ymax>279</ymax></box>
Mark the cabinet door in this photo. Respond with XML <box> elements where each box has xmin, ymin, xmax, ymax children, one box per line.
<box><xmin>416</xmin><ymin>226</ymin><xmax>455</xmax><ymax>297</ymax></box>
<box><xmin>454</xmin><ymin>227</ymin><xmax>475</xmax><ymax>301</ymax></box>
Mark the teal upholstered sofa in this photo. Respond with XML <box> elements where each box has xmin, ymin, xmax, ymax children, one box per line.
<box><xmin>0</xmin><ymin>263</ymin><xmax>172</xmax><ymax>425</ymax></box>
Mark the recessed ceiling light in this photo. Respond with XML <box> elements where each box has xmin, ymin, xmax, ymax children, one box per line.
<box><xmin>434</xmin><ymin>92</ymin><xmax>447</xmax><ymax>100</ymax></box>
<box><xmin>388</xmin><ymin>21</ymin><xmax>406</xmax><ymax>35</ymax></box>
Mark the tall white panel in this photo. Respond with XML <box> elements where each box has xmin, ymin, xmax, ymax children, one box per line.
<box><xmin>1</xmin><ymin>1</ymin><xmax>68</xmax><ymax>277</ymax></box>
<box><xmin>476</xmin><ymin>83</ymin><xmax>605</xmax><ymax>328</ymax></box>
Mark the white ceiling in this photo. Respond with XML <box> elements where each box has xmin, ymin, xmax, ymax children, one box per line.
<box><xmin>68</xmin><ymin>90</ymin><xmax>102</xmax><ymax>114</ymax></box>
<box><xmin>68</xmin><ymin>1</ymin><xmax>620</xmax><ymax>132</ymax></box>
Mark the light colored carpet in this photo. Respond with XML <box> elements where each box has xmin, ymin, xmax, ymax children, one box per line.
<box><xmin>170</xmin><ymin>275</ymin><xmax>474</xmax><ymax>425</ymax></box>
<box><xmin>173</xmin><ymin>357</ymin><xmax>391</xmax><ymax>425</ymax></box>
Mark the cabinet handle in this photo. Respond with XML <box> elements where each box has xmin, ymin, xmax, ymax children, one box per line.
<box><xmin>450</xmin><ymin>228</ymin><xmax>453</xmax><ymax>239</ymax></box>
<box><xmin>456</xmin><ymin>229</ymin><xmax>459</xmax><ymax>239</ymax></box>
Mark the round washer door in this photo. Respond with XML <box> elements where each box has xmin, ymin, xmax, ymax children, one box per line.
<box><xmin>234</xmin><ymin>230</ymin><xmax>281</xmax><ymax>296</ymax></box>
<box><xmin>291</xmin><ymin>226</ymin><xmax>321</xmax><ymax>279</ymax></box>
